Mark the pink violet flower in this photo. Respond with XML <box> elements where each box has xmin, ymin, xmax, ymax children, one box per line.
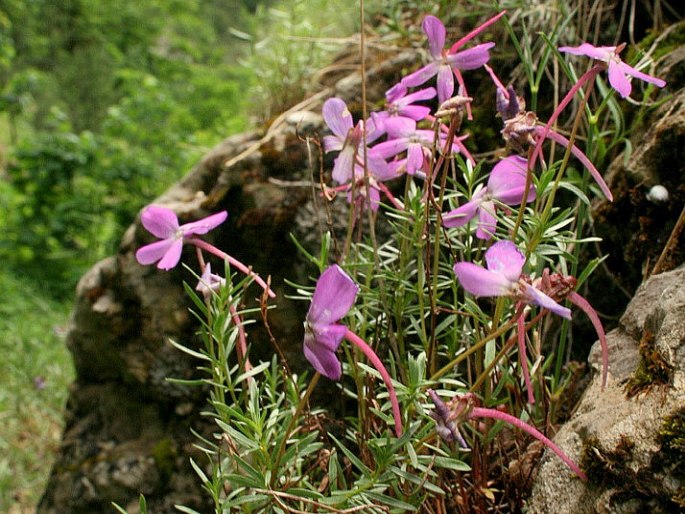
<box><xmin>136</xmin><ymin>205</ymin><xmax>228</xmax><ymax>271</ymax></box>
<box><xmin>442</xmin><ymin>155</ymin><xmax>536</xmax><ymax>239</ymax></box>
<box><xmin>559</xmin><ymin>42</ymin><xmax>666</xmax><ymax>99</ymax></box>
<box><xmin>195</xmin><ymin>262</ymin><xmax>226</xmax><ymax>299</ymax></box>
<box><xmin>373</xmin><ymin>119</ymin><xmax>463</xmax><ymax>176</ymax></box>
<box><xmin>304</xmin><ymin>265</ymin><xmax>404</xmax><ymax>436</ymax></box>
<box><xmin>373</xmin><ymin>84</ymin><xmax>436</xmax><ymax>135</ymax></box>
<box><xmin>303</xmin><ymin>265</ymin><xmax>359</xmax><ymax>380</ymax></box>
<box><xmin>136</xmin><ymin>205</ymin><xmax>276</xmax><ymax>298</ymax></box>
<box><xmin>453</xmin><ymin>240</ymin><xmax>571</xmax><ymax>319</ymax></box>
<box><xmin>402</xmin><ymin>15</ymin><xmax>495</xmax><ymax>104</ymax></box>
<box><xmin>322</xmin><ymin>97</ymin><xmax>387</xmax><ymax>184</ymax></box>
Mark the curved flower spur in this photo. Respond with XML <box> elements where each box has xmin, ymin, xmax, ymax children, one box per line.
<box><xmin>454</xmin><ymin>240</ymin><xmax>609</xmax><ymax>403</ymax></box>
<box><xmin>303</xmin><ymin>265</ymin><xmax>404</xmax><ymax>437</ymax></box>
<box><xmin>427</xmin><ymin>389</ymin><xmax>587</xmax><ymax>481</ymax></box>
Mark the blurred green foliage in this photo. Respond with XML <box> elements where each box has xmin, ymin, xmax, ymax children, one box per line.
<box><xmin>0</xmin><ymin>0</ymin><xmax>359</xmax><ymax>297</ymax></box>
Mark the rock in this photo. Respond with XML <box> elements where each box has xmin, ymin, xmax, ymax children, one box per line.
<box><xmin>527</xmin><ymin>266</ymin><xmax>685</xmax><ymax>513</ymax></box>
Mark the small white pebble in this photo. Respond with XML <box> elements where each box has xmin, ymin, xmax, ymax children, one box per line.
<box><xmin>646</xmin><ymin>184</ymin><xmax>669</xmax><ymax>203</ymax></box>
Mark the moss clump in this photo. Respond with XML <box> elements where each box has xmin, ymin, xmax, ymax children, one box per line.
<box><xmin>655</xmin><ymin>407</ymin><xmax>685</xmax><ymax>508</ymax></box>
<box><xmin>630</xmin><ymin>20</ymin><xmax>685</xmax><ymax>62</ymax></box>
<box><xmin>581</xmin><ymin>434</ymin><xmax>636</xmax><ymax>487</ymax></box>
<box><xmin>658</xmin><ymin>407</ymin><xmax>685</xmax><ymax>453</ymax></box>
<box><xmin>152</xmin><ymin>438</ymin><xmax>177</xmax><ymax>483</ymax></box>
<box><xmin>624</xmin><ymin>330</ymin><xmax>672</xmax><ymax>398</ymax></box>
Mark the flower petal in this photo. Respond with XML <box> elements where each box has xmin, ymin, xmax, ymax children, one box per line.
<box><xmin>447</xmin><ymin>42</ymin><xmax>495</xmax><ymax>70</ymax></box>
<box><xmin>437</xmin><ymin>65</ymin><xmax>455</xmax><ymax>104</ymax></box>
<box><xmin>303</xmin><ymin>325</ymin><xmax>346</xmax><ymax>380</ymax></box>
<box><xmin>402</xmin><ymin>62</ymin><xmax>440</xmax><ymax>89</ymax></box>
<box><xmin>323</xmin><ymin>98</ymin><xmax>353</xmax><ymax>138</ymax></box>
<box><xmin>422</xmin><ymin>15</ymin><xmax>446</xmax><ymax>59</ymax></box>
<box><xmin>332</xmin><ymin>146</ymin><xmax>356</xmax><ymax>184</ymax></box>
<box><xmin>487</xmin><ymin>155</ymin><xmax>536</xmax><ymax>204</ymax></box>
<box><xmin>406</xmin><ymin>142</ymin><xmax>425</xmax><ymax>175</ymax></box>
<box><xmin>523</xmin><ymin>284</ymin><xmax>572</xmax><ymax>319</ymax></box>
<box><xmin>399</xmin><ymin>86</ymin><xmax>437</xmax><ymax>107</ymax></box>
<box><xmin>399</xmin><ymin>105</ymin><xmax>432</xmax><ymax>121</ymax></box>
<box><xmin>141</xmin><ymin>205</ymin><xmax>179</xmax><ymax>239</ymax></box>
<box><xmin>156</xmin><ymin>239</ymin><xmax>184</xmax><ymax>270</ymax></box>
<box><xmin>475</xmin><ymin>200</ymin><xmax>497</xmax><ymax>240</ymax></box>
<box><xmin>619</xmin><ymin>61</ymin><xmax>666</xmax><ymax>88</ymax></box>
<box><xmin>307</xmin><ymin>265</ymin><xmax>359</xmax><ymax>326</ymax></box>
<box><xmin>181</xmin><ymin>211</ymin><xmax>228</xmax><ymax>236</ymax></box>
<box><xmin>373</xmin><ymin>138</ymin><xmax>410</xmax><ymax>159</ymax></box>
<box><xmin>559</xmin><ymin>43</ymin><xmax>613</xmax><ymax>61</ymax></box>
<box><xmin>454</xmin><ymin>262</ymin><xmax>514</xmax><ymax>297</ymax></box>
<box><xmin>323</xmin><ymin>135</ymin><xmax>343</xmax><ymax>153</ymax></box>
<box><xmin>136</xmin><ymin>238</ymin><xmax>177</xmax><ymax>266</ymax></box>
<box><xmin>607</xmin><ymin>60</ymin><xmax>631</xmax><ymax>98</ymax></box>
<box><xmin>484</xmin><ymin>240</ymin><xmax>525</xmax><ymax>282</ymax></box>
<box><xmin>442</xmin><ymin>189</ymin><xmax>485</xmax><ymax>228</ymax></box>
<box><xmin>385</xmin><ymin>82</ymin><xmax>407</xmax><ymax>104</ymax></box>
<box><xmin>383</xmin><ymin>117</ymin><xmax>416</xmax><ymax>139</ymax></box>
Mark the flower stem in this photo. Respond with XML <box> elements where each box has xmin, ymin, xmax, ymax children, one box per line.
<box><xmin>568</xmin><ymin>291</ymin><xmax>608</xmax><ymax>389</ymax></box>
<box><xmin>188</xmin><ymin>238</ymin><xmax>276</xmax><ymax>298</ymax></box>
<box><xmin>270</xmin><ymin>373</ymin><xmax>320</xmax><ymax>487</ymax></box>
<box><xmin>469</xmin><ymin>407</ymin><xmax>587</xmax><ymax>481</ymax></box>
<box><xmin>228</xmin><ymin>304</ymin><xmax>252</xmax><ymax>375</ymax></box>
<box><xmin>344</xmin><ymin>329</ymin><xmax>403</xmax><ymax>437</ymax></box>
<box><xmin>517</xmin><ymin>311</ymin><xmax>535</xmax><ymax>404</ymax></box>
<box><xmin>529</xmin><ymin>64</ymin><xmax>603</xmax><ymax>172</ymax></box>
<box><xmin>449</xmin><ymin>10</ymin><xmax>506</xmax><ymax>53</ymax></box>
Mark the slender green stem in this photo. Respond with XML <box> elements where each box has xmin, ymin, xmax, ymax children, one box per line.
<box><xmin>269</xmin><ymin>373</ymin><xmax>320</xmax><ymax>487</ymax></box>
<box><xmin>431</xmin><ymin>318</ymin><xmax>518</xmax><ymax>382</ymax></box>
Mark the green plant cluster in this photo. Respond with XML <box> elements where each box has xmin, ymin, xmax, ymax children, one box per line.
<box><xmin>132</xmin><ymin>2</ymin><xmax>671</xmax><ymax>510</ymax></box>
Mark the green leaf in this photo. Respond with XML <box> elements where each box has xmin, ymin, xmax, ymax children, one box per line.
<box><xmin>364</xmin><ymin>491</ymin><xmax>417</xmax><ymax>511</ymax></box>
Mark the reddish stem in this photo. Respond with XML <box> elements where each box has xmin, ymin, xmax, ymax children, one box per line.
<box><xmin>530</xmin><ymin>64</ymin><xmax>603</xmax><ymax>173</ymax></box>
<box><xmin>188</xmin><ymin>238</ymin><xmax>276</xmax><ymax>298</ymax></box>
<box><xmin>344</xmin><ymin>329</ymin><xmax>403</xmax><ymax>437</ymax></box>
<box><xmin>425</xmin><ymin>114</ymin><xmax>476</xmax><ymax>165</ymax></box>
<box><xmin>229</xmin><ymin>303</ymin><xmax>253</xmax><ymax>375</ymax></box>
<box><xmin>377</xmin><ymin>181</ymin><xmax>405</xmax><ymax>210</ymax></box>
<box><xmin>452</xmin><ymin>68</ymin><xmax>473</xmax><ymax>120</ymax></box>
<box><xmin>568</xmin><ymin>291</ymin><xmax>608</xmax><ymax>389</ymax></box>
<box><xmin>484</xmin><ymin>64</ymin><xmax>508</xmax><ymax>94</ymax></box>
<box><xmin>517</xmin><ymin>310</ymin><xmax>536</xmax><ymax>404</ymax></box>
<box><xmin>538</xmin><ymin>127</ymin><xmax>612</xmax><ymax>201</ymax></box>
<box><xmin>449</xmin><ymin>11</ymin><xmax>506</xmax><ymax>53</ymax></box>
<box><xmin>470</xmin><ymin>407</ymin><xmax>587</xmax><ymax>481</ymax></box>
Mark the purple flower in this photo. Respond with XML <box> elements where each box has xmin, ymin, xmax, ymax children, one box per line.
<box><xmin>427</xmin><ymin>389</ymin><xmax>467</xmax><ymax>446</ymax></box>
<box><xmin>136</xmin><ymin>206</ymin><xmax>228</xmax><ymax>270</ymax></box>
<box><xmin>443</xmin><ymin>155</ymin><xmax>536</xmax><ymax>239</ymax></box>
<box><xmin>322</xmin><ymin>98</ymin><xmax>387</xmax><ymax>184</ymax></box>
<box><xmin>373</xmin><ymin>84</ymin><xmax>436</xmax><ymax>134</ymax></box>
<box><xmin>373</xmin><ymin>119</ymin><xmax>461</xmax><ymax>176</ymax></box>
<box><xmin>195</xmin><ymin>263</ymin><xmax>226</xmax><ymax>299</ymax></box>
<box><xmin>559</xmin><ymin>42</ymin><xmax>666</xmax><ymax>98</ymax></box>
<box><xmin>453</xmin><ymin>240</ymin><xmax>571</xmax><ymax>319</ymax></box>
<box><xmin>402</xmin><ymin>15</ymin><xmax>494</xmax><ymax>104</ymax></box>
<box><xmin>303</xmin><ymin>265</ymin><xmax>359</xmax><ymax>380</ymax></box>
